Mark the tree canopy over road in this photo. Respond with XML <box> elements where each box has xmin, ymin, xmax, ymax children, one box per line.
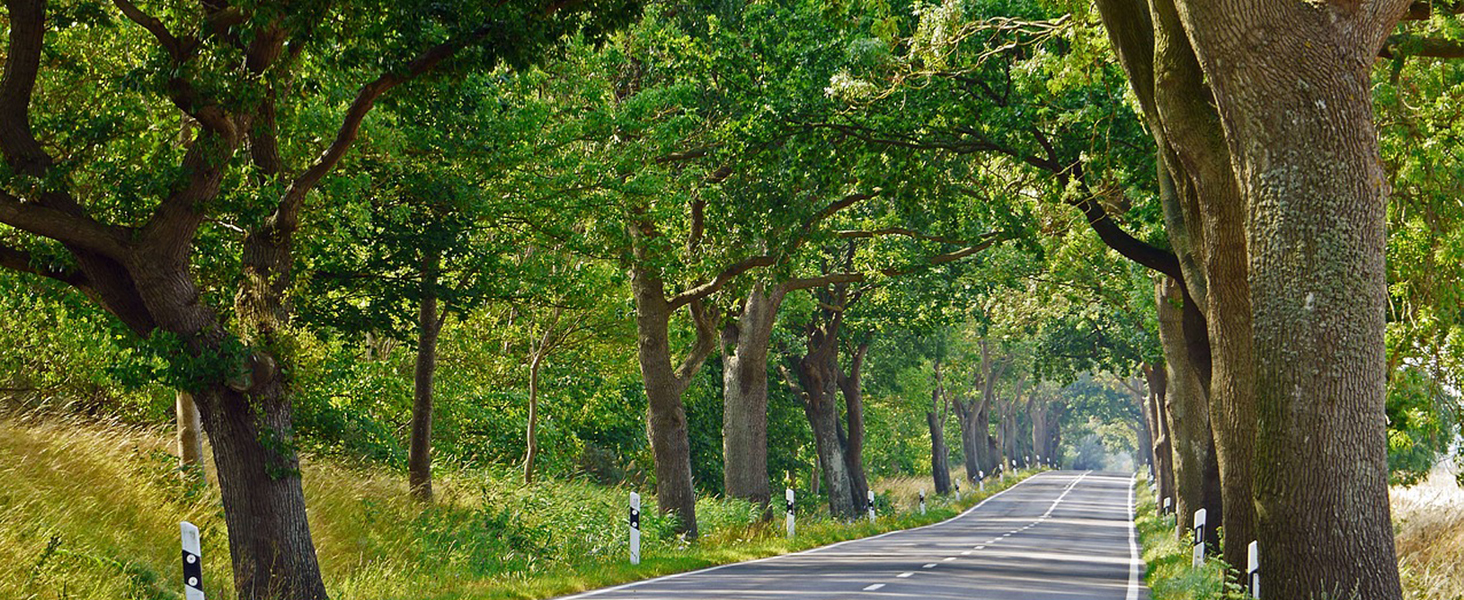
<box><xmin>2</xmin><ymin>0</ymin><xmax>1461</xmax><ymax>598</ymax></box>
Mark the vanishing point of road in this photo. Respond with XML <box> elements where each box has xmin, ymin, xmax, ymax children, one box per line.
<box><xmin>559</xmin><ymin>470</ymin><xmax>1149</xmax><ymax>600</ymax></box>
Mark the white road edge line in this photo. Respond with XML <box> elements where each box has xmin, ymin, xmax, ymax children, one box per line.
<box><xmin>554</xmin><ymin>472</ymin><xmax>1053</xmax><ymax>599</ymax></box>
<box><xmin>1126</xmin><ymin>472</ymin><xmax>1142</xmax><ymax>600</ymax></box>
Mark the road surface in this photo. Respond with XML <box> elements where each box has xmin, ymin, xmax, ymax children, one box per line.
<box><xmin>559</xmin><ymin>470</ymin><xmax>1148</xmax><ymax>600</ymax></box>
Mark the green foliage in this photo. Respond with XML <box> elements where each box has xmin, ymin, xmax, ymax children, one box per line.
<box><xmin>0</xmin><ymin>272</ymin><xmax>170</xmax><ymax>421</ymax></box>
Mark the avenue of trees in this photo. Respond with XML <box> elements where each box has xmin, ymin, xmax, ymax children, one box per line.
<box><xmin>2</xmin><ymin>0</ymin><xmax>1461</xmax><ymax>598</ymax></box>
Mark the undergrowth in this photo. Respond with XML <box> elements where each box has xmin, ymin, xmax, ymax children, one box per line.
<box><xmin>0</xmin><ymin>412</ymin><xmax>1037</xmax><ymax>600</ymax></box>
<box><xmin>1133</xmin><ymin>476</ymin><xmax>1244</xmax><ymax>600</ymax></box>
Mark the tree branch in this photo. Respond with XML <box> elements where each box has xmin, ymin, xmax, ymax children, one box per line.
<box><xmin>110</xmin><ymin>0</ymin><xmax>188</xmax><ymax>59</ymax></box>
<box><xmin>270</xmin><ymin>26</ymin><xmax>495</xmax><ymax>236</ymax></box>
<box><xmin>0</xmin><ymin>190</ymin><xmax>131</xmax><ymax>257</ymax></box>
<box><xmin>1380</xmin><ymin>33</ymin><xmax>1464</xmax><ymax>59</ymax></box>
<box><xmin>0</xmin><ymin>0</ymin><xmax>53</xmax><ymax>176</ymax></box>
<box><xmin>0</xmin><ymin>242</ymin><xmax>90</xmax><ymax>288</ymax></box>
<box><xmin>666</xmin><ymin>254</ymin><xmax>779</xmax><ymax>309</ymax></box>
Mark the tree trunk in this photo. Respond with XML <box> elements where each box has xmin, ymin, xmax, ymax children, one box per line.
<box><xmin>720</xmin><ymin>283</ymin><xmax>784</xmax><ymax>508</ymax></box>
<box><xmin>408</xmin><ymin>251</ymin><xmax>441</xmax><ymax>502</ymax></box>
<box><xmin>1095</xmin><ymin>0</ymin><xmax>1255</xmax><ymax>567</ymax></box>
<box><xmin>836</xmin><ymin>343</ymin><xmax>870</xmax><ymax>510</ymax></box>
<box><xmin>1144</xmin><ymin>364</ymin><xmax>1177</xmax><ymax>512</ymax></box>
<box><xmin>1168</xmin><ymin>2</ymin><xmax>1406</xmax><ymax>595</ymax></box>
<box><xmin>194</xmin><ymin>380</ymin><xmax>327</xmax><ymax>600</ymax></box>
<box><xmin>1157</xmin><ymin>277</ymin><xmax>1222</xmax><ymax>549</ymax></box>
<box><xmin>524</xmin><ymin>352</ymin><xmax>543</xmax><ymax>485</ymax></box>
<box><xmin>176</xmin><ymin>391</ymin><xmax>205</xmax><ymax>479</ymax></box>
<box><xmin>629</xmin><ymin>260</ymin><xmax>717</xmax><ymax>538</ymax></box>
<box><xmin>1133</xmin><ymin>381</ymin><xmax>1154</xmax><ymax>470</ymax></box>
<box><xmin>790</xmin><ymin>333</ymin><xmax>857</xmax><ymax>519</ymax></box>
<box><xmin>803</xmin><ymin>382</ymin><xmax>855</xmax><ymax>518</ymax></box>
<box><xmin>927</xmin><ymin>407</ymin><xmax>953</xmax><ymax>494</ymax></box>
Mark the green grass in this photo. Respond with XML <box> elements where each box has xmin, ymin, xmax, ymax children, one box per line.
<box><xmin>0</xmin><ymin>411</ymin><xmax>1040</xmax><ymax>599</ymax></box>
<box><xmin>1132</xmin><ymin>477</ymin><xmax>1243</xmax><ymax>600</ymax></box>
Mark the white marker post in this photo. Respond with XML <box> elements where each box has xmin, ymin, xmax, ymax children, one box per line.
<box><xmin>1163</xmin><ymin>497</ymin><xmax>1172</xmax><ymax>515</ymax></box>
<box><xmin>919</xmin><ymin>489</ymin><xmax>926</xmax><ymax>515</ymax></box>
<box><xmin>629</xmin><ymin>492</ymin><xmax>641</xmax><ymax>565</ymax></box>
<box><xmin>978</xmin><ymin>471</ymin><xmax>986</xmax><ymax>492</ymax></box>
<box><xmin>954</xmin><ymin>479</ymin><xmax>962</xmax><ymax>501</ymax></box>
<box><xmin>1247</xmin><ymin>540</ymin><xmax>1260</xmax><ymax>598</ymax></box>
<box><xmin>181</xmin><ymin>521</ymin><xmax>204</xmax><ymax>600</ymax></box>
<box><xmin>1036</xmin><ymin>454</ymin><xmax>1042</xmax><ymax>469</ymax></box>
<box><xmin>1192</xmin><ymin>508</ymin><xmax>1207</xmax><ymax>567</ymax></box>
<box><xmin>866</xmin><ymin>490</ymin><xmax>876</xmax><ymax>523</ymax></box>
<box><xmin>785</xmin><ymin>488</ymin><xmax>796</xmax><ymax>539</ymax></box>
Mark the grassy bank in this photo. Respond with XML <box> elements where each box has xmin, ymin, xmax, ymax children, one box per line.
<box><xmin>1133</xmin><ymin>471</ymin><xmax>1464</xmax><ymax>600</ymax></box>
<box><xmin>1131</xmin><ymin>476</ymin><xmax>1238</xmax><ymax>600</ymax></box>
<box><xmin>0</xmin><ymin>412</ymin><xmax>1037</xmax><ymax>600</ymax></box>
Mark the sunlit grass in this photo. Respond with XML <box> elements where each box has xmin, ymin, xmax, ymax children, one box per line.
<box><xmin>1393</xmin><ymin>466</ymin><xmax>1464</xmax><ymax>600</ymax></box>
<box><xmin>1132</xmin><ymin>475</ymin><xmax>1238</xmax><ymax>600</ymax></box>
<box><xmin>0</xmin><ymin>411</ymin><xmax>1040</xmax><ymax>599</ymax></box>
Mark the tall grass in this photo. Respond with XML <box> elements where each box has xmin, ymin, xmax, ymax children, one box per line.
<box><xmin>1393</xmin><ymin>465</ymin><xmax>1464</xmax><ymax>600</ymax></box>
<box><xmin>0</xmin><ymin>411</ymin><xmax>1037</xmax><ymax>600</ymax></box>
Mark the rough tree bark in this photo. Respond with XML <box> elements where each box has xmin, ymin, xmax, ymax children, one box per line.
<box><xmin>408</xmin><ymin>251</ymin><xmax>442</xmax><ymax>502</ymax></box>
<box><xmin>630</xmin><ymin>263</ymin><xmax>719</xmax><ymax>538</ymax></box>
<box><xmin>1172</xmin><ymin>0</ymin><xmax>1407</xmax><ymax>594</ymax></box>
<box><xmin>720</xmin><ymin>283</ymin><xmax>782</xmax><ymax>508</ymax></box>
<box><xmin>1156</xmin><ymin>277</ymin><xmax>1223</xmax><ymax>549</ymax></box>
<box><xmin>786</xmin><ymin>328</ymin><xmax>857</xmax><ymax>518</ymax></box>
<box><xmin>1094</xmin><ymin>0</ymin><xmax>1259</xmax><ymax>567</ymax></box>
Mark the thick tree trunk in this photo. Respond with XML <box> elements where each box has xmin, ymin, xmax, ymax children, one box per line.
<box><xmin>195</xmin><ymin>381</ymin><xmax>327</xmax><ymax>600</ymax></box>
<box><xmin>408</xmin><ymin>252</ymin><xmax>441</xmax><ymax>502</ymax></box>
<box><xmin>720</xmin><ymin>284</ymin><xmax>783</xmax><ymax>508</ymax></box>
<box><xmin>790</xmin><ymin>334</ymin><xmax>857</xmax><ymax>519</ymax></box>
<box><xmin>632</xmin><ymin>278</ymin><xmax>708</xmax><ymax>538</ymax></box>
<box><xmin>177</xmin><ymin>391</ymin><xmax>205</xmax><ymax>478</ymax></box>
<box><xmin>623</xmin><ymin>261</ymin><xmax>714</xmax><ymax>538</ymax></box>
<box><xmin>1095</xmin><ymin>0</ymin><xmax>1256</xmax><ymax>567</ymax></box>
<box><xmin>801</xmin><ymin>374</ymin><xmax>856</xmax><ymax>518</ymax></box>
<box><xmin>1168</xmin><ymin>2</ymin><xmax>1406</xmax><ymax>595</ymax></box>
<box><xmin>1156</xmin><ymin>277</ymin><xmax>1221</xmax><ymax>548</ymax></box>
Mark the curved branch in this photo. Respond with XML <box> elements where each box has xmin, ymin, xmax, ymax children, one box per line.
<box><xmin>0</xmin><ymin>242</ymin><xmax>90</xmax><ymax>288</ymax></box>
<box><xmin>110</xmin><ymin>0</ymin><xmax>187</xmax><ymax>59</ymax></box>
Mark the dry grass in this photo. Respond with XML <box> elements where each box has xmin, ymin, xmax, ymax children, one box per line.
<box><xmin>0</xmin><ymin>410</ymin><xmax>1038</xmax><ymax>600</ymax></box>
<box><xmin>1392</xmin><ymin>462</ymin><xmax>1464</xmax><ymax>600</ymax></box>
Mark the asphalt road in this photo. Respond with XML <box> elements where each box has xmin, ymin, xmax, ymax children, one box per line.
<box><xmin>559</xmin><ymin>470</ymin><xmax>1148</xmax><ymax>600</ymax></box>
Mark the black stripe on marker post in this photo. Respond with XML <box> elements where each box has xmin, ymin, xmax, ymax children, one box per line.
<box><xmin>182</xmin><ymin>550</ymin><xmax>203</xmax><ymax>592</ymax></box>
